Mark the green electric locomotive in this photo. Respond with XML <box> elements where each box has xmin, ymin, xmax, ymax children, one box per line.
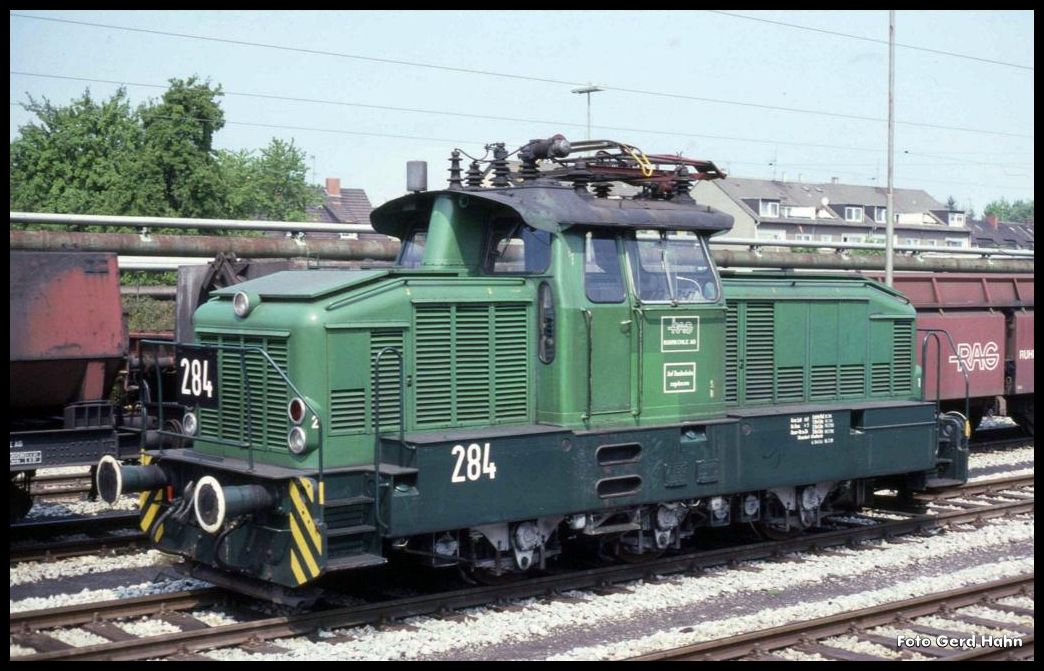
<box><xmin>98</xmin><ymin>137</ymin><xmax>968</xmax><ymax>598</ymax></box>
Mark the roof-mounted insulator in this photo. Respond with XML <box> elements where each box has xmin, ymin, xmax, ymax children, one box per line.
<box><xmin>571</xmin><ymin>161</ymin><xmax>593</xmax><ymax>198</ymax></box>
<box><xmin>518</xmin><ymin>149</ymin><xmax>540</xmax><ymax>182</ymax></box>
<box><xmin>673</xmin><ymin>167</ymin><xmax>694</xmax><ymax>203</ymax></box>
<box><xmin>447</xmin><ymin>149</ymin><xmax>463</xmax><ymax>190</ymax></box>
<box><xmin>518</xmin><ymin>135</ymin><xmax>571</xmax><ymax>182</ymax></box>
<box><xmin>466</xmin><ymin>160</ymin><xmax>483</xmax><ymax>188</ymax></box>
<box><xmin>491</xmin><ymin>143</ymin><xmax>510</xmax><ymax>187</ymax></box>
<box><xmin>593</xmin><ymin>183</ymin><xmax>612</xmax><ymax>199</ymax></box>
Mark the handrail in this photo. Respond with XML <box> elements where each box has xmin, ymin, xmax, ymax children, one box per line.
<box><xmin>632</xmin><ymin>305</ymin><xmax>644</xmax><ymax>418</ymax></box>
<box><xmin>582</xmin><ymin>309</ymin><xmax>593</xmax><ymax>422</ymax></box>
<box><xmin>917</xmin><ymin>328</ymin><xmax>971</xmax><ymax>424</ymax></box>
<box><xmin>372</xmin><ymin>346</ymin><xmax>407</xmax><ymax>534</ymax></box>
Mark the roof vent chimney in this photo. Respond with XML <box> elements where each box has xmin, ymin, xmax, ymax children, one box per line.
<box><xmin>326</xmin><ymin>177</ymin><xmax>341</xmax><ymax>197</ymax></box>
<box><xmin>986</xmin><ymin>213</ymin><xmax>999</xmax><ymax>230</ymax></box>
<box><xmin>406</xmin><ymin>161</ymin><xmax>428</xmax><ymax>193</ymax></box>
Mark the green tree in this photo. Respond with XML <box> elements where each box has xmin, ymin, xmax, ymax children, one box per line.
<box><xmin>984</xmin><ymin>198</ymin><xmax>1034</xmax><ymax>223</ymax></box>
<box><xmin>11</xmin><ymin>77</ymin><xmax>318</xmax><ymax>223</ymax></box>
<box><xmin>134</xmin><ymin>77</ymin><xmax>227</xmax><ymax>219</ymax></box>
<box><xmin>220</xmin><ymin>138</ymin><xmax>319</xmax><ymax>221</ymax></box>
<box><xmin>946</xmin><ymin>195</ymin><xmax>957</xmax><ymax>211</ymax></box>
<box><xmin>10</xmin><ymin>89</ymin><xmax>142</xmax><ymax>215</ymax></box>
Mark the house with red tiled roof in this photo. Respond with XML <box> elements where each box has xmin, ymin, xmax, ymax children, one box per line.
<box><xmin>305</xmin><ymin>178</ymin><xmax>375</xmax><ymax>237</ymax></box>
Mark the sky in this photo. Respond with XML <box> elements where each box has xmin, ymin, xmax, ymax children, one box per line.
<box><xmin>9</xmin><ymin>10</ymin><xmax>1034</xmax><ymax>216</ymax></box>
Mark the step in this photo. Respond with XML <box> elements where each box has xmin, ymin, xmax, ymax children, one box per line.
<box><xmin>327</xmin><ymin>524</ymin><xmax>377</xmax><ymax>538</ymax></box>
<box><xmin>377</xmin><ymin>463</ymin><xmax>419</xmax><ymax>476</ymax></box>
<box><xmin>326</xmin><ymin>552</ymin><xmax>387</xmax><ymax>571</ymax></box>
<box><xmin>324</xmin><ymin>495</ymin><xmax>374</xmax><ymax>508</ymax></box>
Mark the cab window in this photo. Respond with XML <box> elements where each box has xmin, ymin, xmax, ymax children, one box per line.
<box><xmin>584</xmin><ymin>232</ymin><xmax>626</xmax><ymax>303</ymax></box>
<box><xmin>625</xmin><ymin>230</ymin><xmax>720</xmax><ymax>303</ymax></box>
<box><xmin>398</xmin><ymin>227</ymin><xmax>427</xmax><ymax>268</ymax></box>
<box><xmin>485</xmin><ymin>218</ymin><xmax>552</xmax><ymax>274</ymax></box>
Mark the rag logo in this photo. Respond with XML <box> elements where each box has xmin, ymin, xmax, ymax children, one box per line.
<box><xmin>661</xmin><ymin>315</ymin><xmax>700</xmax><ymax>352</ymax></box>
<box><xmin>948</xmin><ymin>341</ymin><xmax>1000</xmax><ymax>372</ymax></box>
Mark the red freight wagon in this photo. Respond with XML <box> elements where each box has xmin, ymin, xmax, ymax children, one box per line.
<box><xmin>865</xmin><ymin>273</ymin><xmax>1034</xmax><ymax>434</ymax></box>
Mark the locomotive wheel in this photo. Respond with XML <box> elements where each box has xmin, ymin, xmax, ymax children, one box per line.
<box><xmin>616</xmin><ymin>546</ymin><xmax>666</xmax><ymax>564</ymax></box>
<box><xmin>460</xmin><ymin>565</ymin><xmax>524</xmax><ymax>586</ymax></box>
<box><xmin>753</xmin><ymin>521</ymin><xmax>805</xmax><ymax>542</ymax></box>
<box><xmin>612</xmin><ymin>533</ymin><xmax>666</xmax><ymax>564</ymax></box>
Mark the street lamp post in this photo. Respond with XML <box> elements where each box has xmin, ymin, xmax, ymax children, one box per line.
<box><xmin>571</xmin><ymin>85</ymin><xmax>605</xmax><ymax>139</ymax></box>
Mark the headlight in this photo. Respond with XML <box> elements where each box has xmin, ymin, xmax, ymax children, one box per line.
<box><xmin>183</xmin><ymin>412</ymin><xmax>198</xmax><ymax>436</ymax></box>
<box><xmin>233</xmin><ymin>291</ymin><xmax>252</xmax><ymax>317</ymax></box>
<box><xmin>287</xmin><ymin>397</ymin><xmax>306</xmax><ymax>424</ymax></box>
<box><xmin>288</xmin><ymin>426</ymin><xmax>308</xmax><ymax>454</ymax></box>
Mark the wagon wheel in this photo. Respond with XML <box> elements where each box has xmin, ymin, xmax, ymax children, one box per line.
<box><xmin>10</xmin><ymin>481</ymin><xmax>32</xmax><ymax>523</ymax></box>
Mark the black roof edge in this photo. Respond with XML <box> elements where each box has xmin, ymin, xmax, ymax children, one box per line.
<box><xmin>372</xmin><ymin>186</ymin><xmax>734</xmax><ymax>239</ymax></box>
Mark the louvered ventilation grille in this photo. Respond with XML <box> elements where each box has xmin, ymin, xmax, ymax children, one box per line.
<box><xmin>415</xmin><ymin>304</ymin><xmax>529</xmax><ymax>428</ymax></box>
<box><xmin>330</xmin><ymin>389</ymin><xmax>366</xmax><ymax>433</ymax></box>
<box><xmin>839</xmin><ymin>364</ymin><xmax>865</xmax><ymax>396</ymax></box>
<box><xmin>724</xmin><ymin>304</ymin><xmax>738</xmax><ymax>403</ymax></box>
<box><xmin>871</xmin><ymin>362</ymin><xmax>891</xmax><ymax>395</ymax></box>
<box><xmin>776</xmin><ymin>367</ymin><xmax>805</xmax><ymax>402</ymax></box>
<box><xmin>456</xmin><ymin>306</ymin><xmax>492</xmax><ymax>422</ymax></box>
<box><xmin>810</xmin><ymin>365</ymin><xmax>837</xmax><ymax>400</ymax></box>
<box><xmin>415</xmin><ymin>306</ymin><xmax>453</xmax><ymax>426</ymax></box>
<box><xmin>493</xmin><ymin>305</ymin><xmax>529</xmax><ymax>421</ymax></box>
<box><xmin>196</xmin><ymin>334</ymin><xmax>289</xmax><ymax>451</ymax></box>
<box><xmin>371</xmin><ymin>330</ymin><xmax>403</xmax><ymax>430</ymax></box>
<box><xmin>893</xmin><ymin>321</ymin><xmax>913</xmax><ymax>394</ymax></box>
<box><xmin>744</xmin><ymin>303</ymin><xmax>774</xmax><ymax>402</ymax></box>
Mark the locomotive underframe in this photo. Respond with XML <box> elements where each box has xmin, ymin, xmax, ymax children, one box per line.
<box><xmin>135</xmin><ymin>398</ymin><xmax>965</xmax><ymax>589</ymax></box>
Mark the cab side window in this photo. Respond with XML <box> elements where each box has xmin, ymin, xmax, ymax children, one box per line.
<box><xmin>486</xmin><ymin>218</ymin><xmax>552</xmax><ymax>274</ymax></box>
<box><xmin>584</xmin><ymin>232</ymin><xmax>626</xmax><ymax>303</ymax></box>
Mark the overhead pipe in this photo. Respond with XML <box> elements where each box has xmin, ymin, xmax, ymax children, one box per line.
<box><xmin>11</xmin><ymin>230</ymin><xmax>399</xmax><ymax>261</ymax></box>
<box><xmin>710</xmin><ymin>249</ymin><xmax>1033</xmax><ymax>274</ymax></box>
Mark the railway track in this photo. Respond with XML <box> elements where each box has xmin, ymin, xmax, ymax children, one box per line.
<box><xmin>11</xmin><ymin>486</ymin><xmax>1033</xmax><ymax>661</ymax></box>
<box><xmin>971</xmin><ymin>433</ymin><xmax>1035</xmax><ymax>452</ymax></box>
<box><xmin>26</xmin><ymin>473</ymin><xmax>96</xmax><ymax>497</ymax></box>
<box><xmin>630</xmin><ymin>573</ymin><xmax>1033</xmax><ymax>661</ymax></box>
<box><xmin>10</xmin><ymin>512</ymin><xmax>144</xmax><ymax>564</ymax></box>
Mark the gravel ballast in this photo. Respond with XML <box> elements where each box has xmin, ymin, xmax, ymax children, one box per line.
<box><xmin>197</xmin><ymin>515</ymin><xmax>1032</xmax><ymax>661</ymax></box>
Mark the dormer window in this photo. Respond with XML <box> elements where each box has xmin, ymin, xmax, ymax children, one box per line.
<box><xmin>874</xmin><ymin>207</ymin><xmax>887</xmax><ymax>224</ymax></box>
<box><xmin>844</xmin><ymin>206</ymin><xmax>864</xmax><ymax>223</ymax></box>
<box><xmin>948</xmin><ymin>212</ymin><xmax>965</xmax><ymax>227</ymax></box>
<box><xmin>759</xmin><ymin>200</ymin><xmax>780</xmax><ymax>218</ymax></box>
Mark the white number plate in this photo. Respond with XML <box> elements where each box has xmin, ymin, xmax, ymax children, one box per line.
<box><xmin>175</xmin><ymin>346</ymin><xmax>218</xmax><ymax>408</ymax></box>
<box><xmin>451</xmin><ymin>442</ymin><xmax>497</xmax><ymax>483</ymax></box>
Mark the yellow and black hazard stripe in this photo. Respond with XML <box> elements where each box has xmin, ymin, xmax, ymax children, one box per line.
<box><xmin>137</xmin><ymin>454</ymin><xmax>166</xmax><ymax>541</ymax></box>
<box><xmin>287</xmin><ymin>477</ymin><xmax>324</xmax><ymax>586</ymax></box>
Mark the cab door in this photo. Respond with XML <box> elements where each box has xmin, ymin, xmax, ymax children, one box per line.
<box><xmin>625</xmin><ymin>230</ymin><xmax>726</xmax><ymax>423</ymax></box>
<box><xmin>583</xmin><ymin>232</ymin><xmax>633</xmax><ymax>417</ymax></box>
